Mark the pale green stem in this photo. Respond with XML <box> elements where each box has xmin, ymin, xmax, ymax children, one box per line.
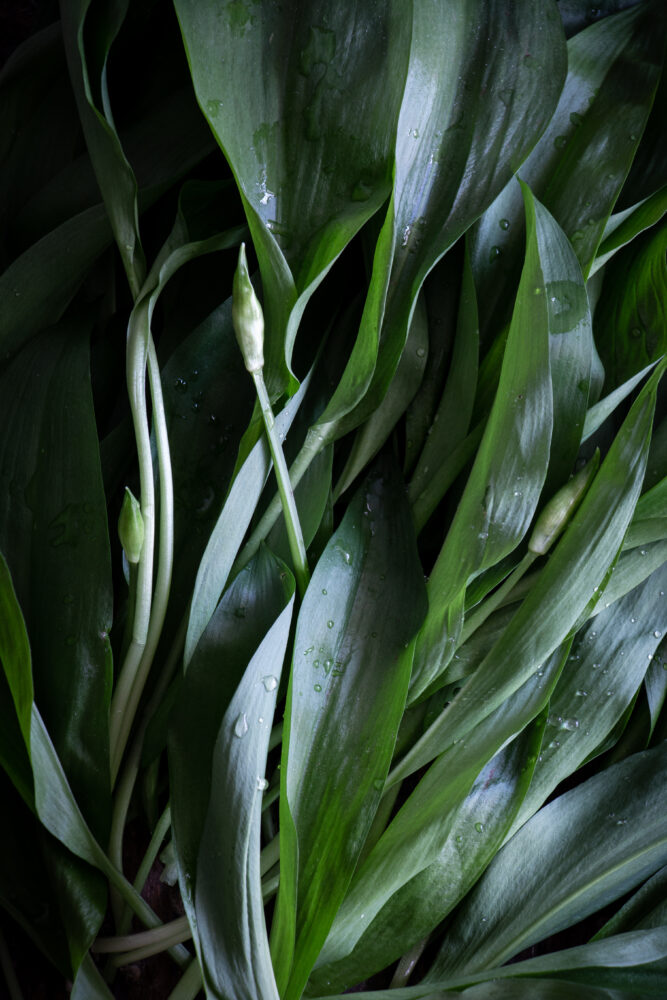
<box><xmin>389</xmin><ymin>936</ymin><xmax>429</xmax><ymax>988</ymax></box>
<box><xmin>458</xmin><ymin>552</ymin><xmax>536</xmax><ymax>647</ymax></box>
<box><xmin>260</xmin><ymin>833</ymin><xmax>280</xmax><ymax>876</ymax></box>
<box><xmin>109</xmin><ymin>301</ymin><xmax>156</xmax><ymax>775</ymax></box>
<box><xmin>252</xmin><ymin>369</ymin><xmax>310</xmax><ymax>596</ymax></box>
<box><xmin>95</xmin><ymin>916</ymin><xmax>191</xmax><ymax>960</ymax></box>
<box><xmin>0</xmin><ymin>928</ymin><xmax>24</xmax><ymax>1000</ymax></box>
<box><xmin>167</xmin><ymin>959</ymin><xmax>203</xmax><ymax>1000</ymax></box>
<box><xmin>262</xmin><ymin>869</ymin><xmax>280</xmax><ymax>902</ymax></box>
<box><xmin>269</xmin><ymin>720</ymin><xmax>283</xmax><ymax>752</ymax></box>
<box><xmin>134</xmin><ymin>803</ymin><xmax>172</xmax><ymax>896</ymax></box>
<box><xmin>110</xmin><ymin>339</ymin><xmax>174</xmax><ymax>781</ymax></box>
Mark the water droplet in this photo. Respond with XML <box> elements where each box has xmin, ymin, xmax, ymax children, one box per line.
<box><xmin>474</xmin><ymin>822</ymin><xmax>484</xmax><ymax>833</ymax></box>
<box><xmin>314</xmin><ymin>683</ymin><xmax>322</xmax><ymax>692</ymax></box>
<box><xmin>173</xmin><ymin>377</ymin><xmax>187</xmax><ymax>393</ymax></box>
<box><xmin>416</xmin><ymin>347</ymin><xmax>426</xmax><ymax>358</ymax></box>
<box><xmin>561</xmin><ymin>718</ymin><xmax>579</xmax><ymax>731</ymax></box>
<box><xmin>455</xmin><ymin>834</ymin><xmax>464</xmax><ymax>843</ymax></box>
<box><xmin>533</xmin><ymin>286</ymin><xmax>543</xmax><ymax>295</ymax></box>
<box><xmin>569</xmin><ymin>112</ymin><xmax>583</xmax><ymax>126</ymax></box>
<box><xmin>654</xmin><ymin>630</ymin><xmax>662</xmax><ymax>639</ymax></box>
<box><xmin>352</xmin><ymin>180</ymin><xmax>372</xmax><ymax>201</ymax></box>
<box><xmin>554</xmin><ymin>135</ymin><xmax>568</xmax><ymax>149</ymax></box>
<box><xmin>234</xmin><ymin>713</ymin><xmax>248</xmax><ymax>738</ymax></box>
<box><xmin>327</xmin><ymin>620</ymin><xmax>334</xmax><ymax>629</ymax></box>
<box><xmin>262</xmin><ymin>675</ymin><xmax>278</xmax><ymax>692</ymax></box>
<box><xmin>498</xmin><ymin>218</ymin><xmax>510</xmax><ymax>230</ymax></box>
<box><xmin>371</xmin><ymin>631</ymin><xmax>378</xmax><ymax>639</ymax></box>
<box><xmin>629</xmin><ymin>133</ymin><xmax>638</xmax><ymax>142</ymax></box>
<box><xmin>630</xmin><ymin>617</ymin><xmax>637</xmax><ymax>623</ymax></box>
<box><xmin>322</xmin><ymin>588</ymin><xmax>327</xmax><ymax>595</ymax></box>
<box><xmin>373</xmin><ymin>779</ymin><xmax>384</xmax><ymax>791</ymax></box>
<box><xmin>256</xmin><ymin>777</ymin><xmax>269</xmax><ymax>791</ymax></box>
<box><xmin>313</xmin><ymin>659</ymin><xmax>320</xmax><ymax>668</ymax></box>
<box><xmin>489</xmin><ymin>245</ymin><xmax>502</xmax><ymax>262</ymax></box>
<box><xmin>548</xmin><ymin>739</ymin><xmax>561</xmax><ymax>749</ymax></box>
<box><xmin>235</xmin><ymin>606</ymin><xmax>247</xmax><ymax>619</ymax></box>
<box><xmin>630</xmin><ymin>327</ymin><xmax>642</xmax><ymax>339</ymax></box>
<box><xmin>401</xmin><ymin>225</ymin><xmax>411</xmax><ymax>248</ymax></box>
<box><xmin>571</xmin><ymin>230</ymin><xmax>584</xmax><ymax>242</ymax></box>
<box><xmin>640</xmin><ymin>549</ymin><xmax>647</xmax><ymax>556</ymax></box>
<box><xmin>575</xmin><ymin>689</ymin><xmax>588</xmax><ymax>697</ymax></box>
<box><xmin>616</xmin><ymin>818</ymin><xmax>627</xmax><ymax>825</ymax></box>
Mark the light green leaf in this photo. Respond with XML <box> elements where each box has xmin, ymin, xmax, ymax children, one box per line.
<box><xmin>195</xmin><ymin>595</ymin><xmax>294</xmax><ymax>1000</ymax></box>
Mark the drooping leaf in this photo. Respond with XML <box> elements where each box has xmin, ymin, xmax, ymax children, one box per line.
<box><xmin>0</xmin><ymin>321</ymin><xmax>112</xmax><ymax>841</ymax></box>
<box><xmin>195</xmin><ymin>593</ymin><xmax>294</xmax><ymax>1000</ymax></box>
<box><xmin>429</xmin><ymin>742</ymin><xmax>667</xmax><ymax>975</ymax></box>
<box><xmin>271</xmin><ymin>458</ymin><xmax>427</xmax><ymax>1000</ymax></box>
<box><xmin>169</xmin><ymin>547</ymin><xmax>294</xmax><ymax>947</ymax></box>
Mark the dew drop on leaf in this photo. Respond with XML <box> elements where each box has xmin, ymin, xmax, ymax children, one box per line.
<box><xmin>262</xmin><ymin>675</ymin><xmax>278</xmax><ymax>692</ymax></box>
<box><xmin>233</xmin><ymin>713</ymin><xmax>248</xmax><ymax>738</ymax></box>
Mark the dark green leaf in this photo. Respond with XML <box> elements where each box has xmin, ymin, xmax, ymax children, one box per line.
<box><xmin>271</xmin><ymin>459</ymin><xmax>426</xmax><ymax>1000</ymax></box>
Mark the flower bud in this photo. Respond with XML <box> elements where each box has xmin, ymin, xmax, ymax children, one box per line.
<box><xmin>118</xmin><ymin>487</ymin><xmax>144</xmax><ymax>564</ymax></box>
<box><xmin>528</xmin><ymin>450</ymin><xmax>600</xmax><ymax>556</ymax></box>
<box><xmin>232</xmin><ymin>243</ymin><xmax>264</xmax><ymax>373</ymax></box>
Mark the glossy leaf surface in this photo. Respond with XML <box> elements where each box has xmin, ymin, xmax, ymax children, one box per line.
<box><xmin>272</xmin><ymin>460</ymin><xmax>426</xmax><ymax>999</ymax></box>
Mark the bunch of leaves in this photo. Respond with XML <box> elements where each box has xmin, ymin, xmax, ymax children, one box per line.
<box><xmin>1</xmin><ymin>1</ymin><xmax>667</xmax><ymax>999</ymax></box>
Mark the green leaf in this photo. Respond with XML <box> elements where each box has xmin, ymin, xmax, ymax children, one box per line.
<box><xmin>595</xmin><ymin>864</ymin><xmax>667</xmax><ymax>940</ymax></box>
<box><xmin>61</xmin><ymin>0</ymin><xmax>145</xmax><ymax>294</ymax></box>
<box><xmin>174</xmin><ymin>0</ymin><xmax>410</xmax><ymax>388</ymax></box>
<box><xmin>195</xmin><ymin>593</ymin><xmax>294</xmax><ymax>1000</ymax></box>
<box><xmin>169</xmin><ymin>547</ymin><xmax>294</xmax><ymax>946</ymax></box>
<box><xmin>472</xmin><ymin>3</ymin><xmax>664</xmax><ymax>338</ymax></box>
<box><xmin>408</xmin><ymin>242</ymin><xmax>479</xmax><ymax>527</ymax></box>
<box><xmin>591</xmin><ymin>183</ymin><xmax>667</xmax><ymax>275</ymax></box>
<box><xmin>311</xmin><ymin>927</ymin><xmax>667</xmax><ymax>999</ymax></box>
<box><xmin>596</xmin><ymin>221</ymin><xmax>667</xmax><ymax>391</ymax></box>
<box><xmin>393</xmin><ymin>360</ymin><xmax>662</xmax><ymax>783</ymax></box>
<box><xmin>507</xmin><ymin>559</ymin><xmax>667</xmax><ymax>839</ymax></box>
<box><xmin>0</xmin><ymin>205</ymin><xmax>112</xmax><ymax>360</ymax></box>
<box><xmin>271</xmin><ymin>458</ymin><xmax>427</xmax><ymax>1000</ymax></box>
<box><xmin>316</xmin><ymin>644</ymin><xmax>568</xmax><ymax>983</ymax></box>
<box><xmin>70</xmin><ymin>954</ymin><xmax>116</xmax><ymax>999</ymax></box>
<box><xmin>310</xmin><ymin>719</ymin><xmax>544</xmax><ymax>995</ymax></box>
<box><xmin>409</xmin><ymin>184</ymin><xmax>554</xmax><ymax>701</ymax></box>
<box><xmin>184</xmin><ymin>368</ymin><xmax>313</xmax><ymax>667</ymax></box>
<box><xmin>582</xmin><ymin>360</ymin><xmax>657</xmax><ymax>442</ymax></box>
<box><xmin>0</xmin><ymin>321</ymin><xmax>112</xmax><ymax>841</ymax></box>
<box><xmin>429</xmin><ymin>742</ymin><xmax>667</xmax><ymax>975</ymax></box>
<box><xmin>316</xmin><ymin>0</ymin><xmax>567</xmax><ymax>444</ymax></box>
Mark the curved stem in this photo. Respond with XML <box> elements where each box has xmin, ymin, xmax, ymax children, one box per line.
<box><xmin>252</xmin><ymin>370</ymin><xmax>309</xmax><ymax>596</ymax></box>
<box><xmin>134</xmin><ymin>803</ymin><xmax>172</xmax><ymax>896</ymax></box>
<box><xmin>109</xmin><ymin>300</ymin><xmax>156</xmax><ymax>777</ymax></box>
<box><xmin>95</xmin><ymin>915</ymin><xmax>191</xmax><ymax>957</ymax></box>
<box><xmin>110</xmin><ymin>338</ymin><xmax>174</xmax><ymax>781</ymax></box>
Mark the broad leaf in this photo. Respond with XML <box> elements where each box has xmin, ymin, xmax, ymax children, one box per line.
<box><xmin>271</xmin><ymin>459</ymin><xmax>427</xmax><ymax>1000</ymax></box>
<box><xmin>429</xmin><ymin>742</ymin><xmax>667</xmax><ymax>975</ymax></box>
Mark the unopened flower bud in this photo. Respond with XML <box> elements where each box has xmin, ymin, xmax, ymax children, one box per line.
<box><xmin>529</xmin><ymin>450</ymin><xmax>600</xmax><ymax>556</ymax></box>
<box><xmin>118</xmin><ymin>487</ymin><xmax>144</xmax><ymax>564</ymax></box>
<box><xmin>232</xmin><ymin>243</ymin><xmax>264</xmax><ymax>373</ymax></box>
